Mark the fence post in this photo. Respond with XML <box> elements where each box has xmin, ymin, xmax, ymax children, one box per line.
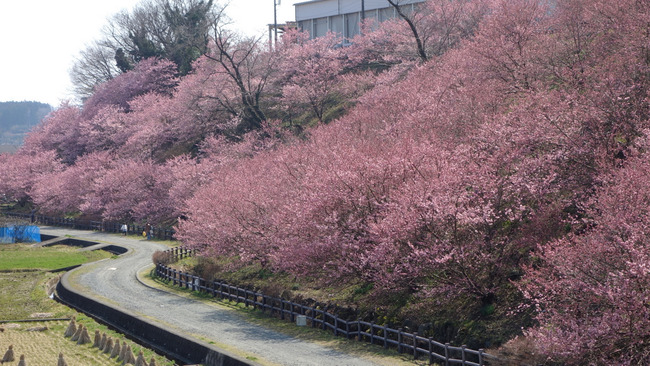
<box><xmin>346</xmin><ymin>320</ymin><xmax>352</xmax><ymax>339</ymax></box>
<box><xmin>280</xmin><ymin>299</ymin><xmax>285</xmax><ymax>320</ymax></box>
<box><xmin>370</xmin><ymin>322</ymin><xmax>375</xmax><ymax>345</ymax></box>
<box><xmin>384</xmin><ymin>325</ymin><xmax>388</xmax><ymax>349</ymax></box>
<box><xmin>397</xmin><ymin>328</ymin><xmax>403</xmax><ymax>353</ymax></box>
<box><xmin>413</xmin><ymin>332</ymin><xmax>418</xmax><ymax>359</ymax></box>
<box><xmin>334</xmin><ymin>316</ymin><xmax>338</xmax><ymax>337</ymax></box>
<box><xmin>478</xmin><ymin>349</ymin><xmax>484</xmax><ymax>366</ymax></box>
<box><xmin>462</xmin><ymin>345</ymin><xmax>467</xmax><ymax>365</ymax></box>
<box><xmin>310</xmin><ymin>306</ymin><xmax>316</xmax><ymax>328</ymax></box>
<box><xmin>357</xmin><ymin>318</ymin><xmax>363</xmax><ymax>342</ymax></box>
<box><xmin>445</xmin><ymin>343</ymin><xmax>450</xmax><ymax>366</ymax></box>
<box><xmin>428</xmin><ymin>338</ymin><xmax>434</xmax><ymax>364</ymax></box>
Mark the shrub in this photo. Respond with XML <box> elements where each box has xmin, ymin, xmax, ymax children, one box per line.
<box><xmin>151</xmin><ymin>251</ymin><xmax>174</xmax><ymax>266</ymax></box>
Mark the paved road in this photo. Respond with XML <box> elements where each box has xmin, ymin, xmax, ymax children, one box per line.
<box><xmin>40</xmin><ymin>227</ymin><xmax>389</xmax><ymax>366</ymax></box>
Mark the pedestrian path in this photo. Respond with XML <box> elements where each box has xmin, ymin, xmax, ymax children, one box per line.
<box><xmin>40</xmin><ymin>227</ymin><xmax>404</xmax><ymax>366</ymax></box>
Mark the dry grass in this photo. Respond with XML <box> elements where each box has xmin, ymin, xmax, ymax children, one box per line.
<box><xmin>1</xmin><ymin>320</ymin><xmax>174</xmax><ymax>365</ymax></box>
<box><xmin>1</xmin><ymin>321</ymin><xmax>120</xmax><ymax>365</ymax></box>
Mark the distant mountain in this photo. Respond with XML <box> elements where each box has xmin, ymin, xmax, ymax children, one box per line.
<box><xmin>0</xmin><ymin>101</ymin><xmax>52</xmax><ymax>147</ymax></box>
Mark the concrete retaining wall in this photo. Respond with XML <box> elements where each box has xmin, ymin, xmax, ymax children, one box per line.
<box><xmin>55</xmin><ymin>266</ymin><xmax>255</xmax><ymax>366</ymax></box>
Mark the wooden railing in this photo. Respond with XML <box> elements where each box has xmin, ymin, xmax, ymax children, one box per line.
<box><xmin>155</xmin><ymin>247</ymin><xmax>497</xmax><ymax>366</ymax></box>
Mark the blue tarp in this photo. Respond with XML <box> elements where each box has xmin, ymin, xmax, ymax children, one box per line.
<box><xmin>0</xmin><ymin>225</ymin><xmax>41</xmax><ymax>243</ymax></box>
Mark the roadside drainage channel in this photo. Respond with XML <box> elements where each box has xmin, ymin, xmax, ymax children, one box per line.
<box><xmin>40</xmin><ymin>235</ymin><xmax>128</xmax><ymax>256</ymax></box>
<box><xmin>49</xmin><ymin>237</ymin><xmax>254</xmax><ymax>366</ymax></box>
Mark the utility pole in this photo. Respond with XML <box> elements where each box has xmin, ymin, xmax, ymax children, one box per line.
<box><xmin>360</xmin><ymin>0</ymin><xmax>365</xmax><ymax>35</ymax></box>
<box><xmin>274</xmin><ymin>0</ymin><xmax>279</xmax><ymax>45</ymax></box>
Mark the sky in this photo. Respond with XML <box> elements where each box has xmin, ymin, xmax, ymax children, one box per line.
<box><xmin>0</xmin><ymin>0</ymin><xmax>300</xmax><ymax>107</ymax></box>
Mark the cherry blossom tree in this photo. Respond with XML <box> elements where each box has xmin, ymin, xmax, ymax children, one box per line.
<box><xmin>2</xmin><ymin>0</ymin><xmax>649</xmax><ymax>355</ymax></box>
<box><xmin>386</xmin><ymin>0</ymin><xmax>489</xmax><ymax>62</ymax></box>
<box><xmin>0</xmin><ymin>149</ymin><xmax>63</xmax><ymax>205</ymax></box>
<box><xmin>81</xmin><ymin>57</ymin><xmax>178</xmax><ymax>119</ymax></box>
<box><xmin>277</xmin><ymin>31</ymin><xmax>355</xmax><ymax>124</ymax></box>
<box><xmin>29</xmin><ymin>151</ymin><xmax>115</xmax><ymax>215</ymax></box>
<box><xmin>79</xmin><ymin>157</ymin><xmax>174</xmax><ymax>224</ymax></box>
<box><xmin>175</xmin><ymin>0</ymin><xmax>650</xmax><ymax>350</ymax></box>
<box><xmin>200</xmin><ymin>28</ymin><xmax>278</xmax><ymax>134</ymax></box>
<box><xmin>521</xmin><ymin>152</ymin><xmax>650</xmax><ymax>364</ymax></box>
<box><xmin>22</xmin><ymin>104</ymin><xmax>85</xmax><ymax>165</ymax></box>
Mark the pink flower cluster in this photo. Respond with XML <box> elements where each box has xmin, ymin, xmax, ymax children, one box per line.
<box><xmin>2</xmin><ymin>0</ymin><xmax>649</xmax><ymax>361</ymax></box>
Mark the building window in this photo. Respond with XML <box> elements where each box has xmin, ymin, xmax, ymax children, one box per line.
<box><xmin>298</xmin><ymin>20</ymin><xmax>312</xmax><ymax>38</ymax></box>
<box><xmin>399</xmin><ymin>4</ymin><xmax>415</xmax><ymax>16</ymax></box>
<box><xmin>330</xmin><ymin>15</ymin><xmax>344</xmax><ymax>37</ymax></box>
<box><xmin>314</xmin><ymin>17</ymin><xmax>328</xmax><ymax>38</ymax></box>
<box><xmin>379</xmin><ymin>7</ymin><xmax>395</xmax><ymax>22</ymax></box>
<box><xmin>345</xmin><ymin>12</ymin><xmax>360</xmax><ymax>39</ymax></box>
<box><xmin>363</xmin><ymin>9</ymin><xmax>380</xmax><ymax>30</ymax></box>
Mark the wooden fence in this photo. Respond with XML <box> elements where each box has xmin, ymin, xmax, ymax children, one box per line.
<box><xmin>1</xmin><ymin>212</ymin><xmax>175</xmax><ymax>240</ymax></box>
<box><xmin>155</xmin><ymin>247</ymin><xmax>497</xmax><ymax>366</ymax></box>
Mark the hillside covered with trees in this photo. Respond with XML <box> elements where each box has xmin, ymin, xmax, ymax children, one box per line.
<box><xmin>2</xmin><ymin>0</ymin><xmax>649</xmax><ymax>363</ymax></box>
<box><xmin>0</xmin><ymin>101</ymin><xmax>51</xmax><ymax>146</ymax></box>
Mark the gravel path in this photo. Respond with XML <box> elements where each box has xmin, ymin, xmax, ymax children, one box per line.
<box><xmin>41</xmin><ymin>227</ymin><xmax>388</xmax><ymax>366</ymax></box>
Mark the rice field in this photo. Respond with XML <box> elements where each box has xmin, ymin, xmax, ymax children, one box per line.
<box><xmin>0</xmin><ymin>241</ymin><xmax>175</xmax><ymax>365</ymax></box>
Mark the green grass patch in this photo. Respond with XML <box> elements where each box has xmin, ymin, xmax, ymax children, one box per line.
<box><xmin>0</xmin><ymin>243</ymin><xmax>111</xmax><ymax>271</ymax></box>
<box><xmin>0</xmin><ymin>271</ymin><xmax>70</xmax><ymax>320</ymax></box>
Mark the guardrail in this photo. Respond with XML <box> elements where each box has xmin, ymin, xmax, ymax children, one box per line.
<box><xmin>155</xmin><ymin>248</ymin><xmax>497</xmax><ymax>366</ymax></box>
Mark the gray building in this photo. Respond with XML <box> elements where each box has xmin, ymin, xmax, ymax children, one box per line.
<box><xmin>294</xmin><ymin>0</ymin><xmax>425</xmax><ymax>40</ymax></box>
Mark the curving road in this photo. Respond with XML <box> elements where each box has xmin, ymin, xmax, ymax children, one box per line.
<box><xmin>41</xmin><ymin>227</ymin><xmax>395</xmax><ymax>366</ymax></box>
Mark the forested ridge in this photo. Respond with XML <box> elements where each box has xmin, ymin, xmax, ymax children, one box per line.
<box><xmin>2</xmin><ymin>0</ymin><xmax>649</xmax><ymax>363</ymax></box>
<box><xmin>0</xmin><ymin>101</ymin><xmax>51</xmax><ymax>145</ymax></box>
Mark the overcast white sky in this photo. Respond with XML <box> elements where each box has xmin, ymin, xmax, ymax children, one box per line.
<box><xmin>0</xmin><ymin>0</ymin><xmax>299</xmax><ymax>107</ymax></box>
